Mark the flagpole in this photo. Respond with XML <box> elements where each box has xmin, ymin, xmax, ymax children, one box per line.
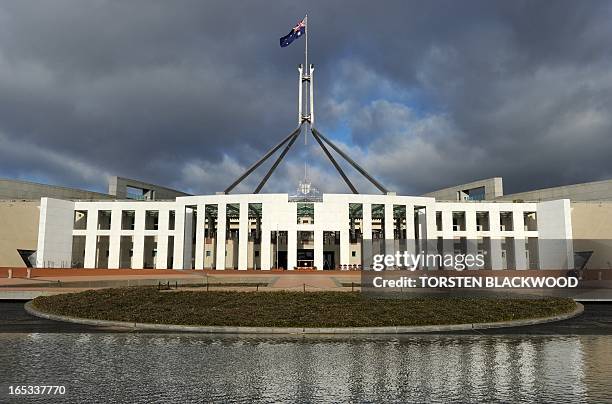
<box><xmin>305</xmin><ymin>14</ymin><xmax>308</xmax><ymax>82</ymax></box>
<box><xmin>304</xmin><ymin>14</ymin><xmax>308</xmax><ymax>145</ymax></box>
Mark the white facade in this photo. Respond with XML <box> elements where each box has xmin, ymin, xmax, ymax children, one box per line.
<box><xmin>36</xmin><ymin>193</ymin><xmax>575</xmax><ymax>270</ymax></box>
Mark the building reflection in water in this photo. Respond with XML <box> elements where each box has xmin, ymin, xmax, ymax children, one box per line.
<box><xmin>1</xmin><ymin>333</ymin><xmax>608</xmax><ymax>402</ymax></box>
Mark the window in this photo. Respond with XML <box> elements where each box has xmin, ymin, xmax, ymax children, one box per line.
<box><xmin>97</xmin><ymin>210</ymin><xmax>111</xmax><ymax>230</ymax></box>
<box><xmin>121</xmin><ymin>210</ymin><xmax>135</xmax><ymax>230</ymax></box>
<box><xmin>500</xmin><ymin>212</ymin><xmax>513</xmax><ymax>231</ymax></box>
<box><xmin>476</xmin><ymin>212</ymin><xmax>490</xmax><ymax>231</ymax></box>
<box><xmin>459</xmin><ymin>186</ymin><xmax>485</xmax><ymax>201</ymax></box>
<box><xmin>352</xmin><ymin>251</ymin><xmax>356</xmax><ymax>257</ymax></box>
<box><xmin>206</xmin><ymin>251</ymin><xmax>211</xmax><ymax>257</ymax></box>
<box><xmin>126</xmin><ymin>186</ymin><xmax>145</xmax><ymax>200</ymax></box>
<box><xmin>524</xmin><ymin>212</ymin><xmax>537</xmax><ymax>231</ymax></box>
<box><xmin>452</xmin><ymin>212</ymin><xmax>466</xmax><ymax>231</ymax></box>
<box><xmin>145</xmin><ymin>211</ymin><xmax>159</xmax><ymax>231</ymax></box>
<box><xmin>349</xmin><ymin>204</ymin><xmax>363</xmax><ymax>242</ymax></box>
<box><xmin>297</xmin><ymin>203</ymin><xmax>315</xmax><ymax>224</ymax></box>
<box><xmin>74</xmin><ymin>210</ymin><xmax>88</xmax><ymax>230</ymax></box>
<box><xmin>371</xmin><ymin>204</ymin><xmax>385</xmax><ymax>240</ymax></box>
<box><xmin>168</xmin><ymin>210</ymin><xmax>176</xmax><ymax>230</ymax></box>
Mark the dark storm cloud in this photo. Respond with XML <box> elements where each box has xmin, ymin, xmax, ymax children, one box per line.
<box><xmin>0</xmin><ymin>0</ymin><xmax>611</xmax><ymax>195</ymax></box>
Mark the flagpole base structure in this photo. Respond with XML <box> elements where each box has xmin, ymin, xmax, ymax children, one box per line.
<box><xmin>223</xmin><ymin>123</ymin><xmax>388</xmax><ymax>195</ymax></box>
<box><xmin>222</xmin><ymin>15</ymin><xmax>389</xmax><ymax>195</ymax></box>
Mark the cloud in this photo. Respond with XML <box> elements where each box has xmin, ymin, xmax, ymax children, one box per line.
<box><xmin>0</xmin><ymin>131</ymin><xmax>110</xmax><ymax>186</ymax></box>
<box><xmin>0</xmin><ymin>1</ymin><xmax>611</xmax><ymax>196</ymax></box>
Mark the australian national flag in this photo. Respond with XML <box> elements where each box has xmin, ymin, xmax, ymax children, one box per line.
<box><xmin>280</xmin><ymin>17</ymin><xmax>306</xmax><ymax>47</ymax></box>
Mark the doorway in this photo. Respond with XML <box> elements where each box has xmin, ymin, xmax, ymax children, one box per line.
<box><xmin>277</xmin><ymin>251</ymin><xmax>287</xmax><ymax>270</ymax></box>
<box><xmin>297</xmin><ymin>249</ymin><xmax>314</xmax><ymax>268</ymax></box>
<box><xmin>323</xmin><ymin>251</ymin><xmax>335</xmax><ymax>270</ymax></box>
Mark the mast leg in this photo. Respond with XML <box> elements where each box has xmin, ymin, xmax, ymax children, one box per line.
<box><xmin>224</xmin><ymin>125</ymin><xmax>302</xmax><ymax>194</ymax></box>
<box><xmin>311</xmin><ymin>129</ymin><xmax>358</xmax><ymax>193</ymax></box>
<box><xmin>254</xmin><ymin>128</ymin><xmax>301</xmax><ymax>193</ymax></box>
<box><xmin>312</xmin><ymin>127</ymin><xmax>389</xmax><ymax>194</ymax></box>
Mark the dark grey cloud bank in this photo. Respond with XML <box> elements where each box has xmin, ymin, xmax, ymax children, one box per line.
<box><xmin>0</xmin><ymin>0</ymin><xmax>611</xmax><ymax>195</ymax></box>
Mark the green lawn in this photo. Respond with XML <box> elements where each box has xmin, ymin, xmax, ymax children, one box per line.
<box><xmin>31</xmin><ymin>288</ymin><xmax>577</xmax><ymax>328</ymax></box>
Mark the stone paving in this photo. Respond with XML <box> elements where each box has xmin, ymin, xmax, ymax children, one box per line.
<box><xmin>0</xmin><ymin>268</ymin><xmax>361</xmax><ymax>296</ymax></box>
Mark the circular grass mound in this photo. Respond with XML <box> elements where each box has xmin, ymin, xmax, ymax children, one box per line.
<box><xmin>31</xmin><ymin>288</ymin><xmax>578</xmax><ymax>328</ymax></box>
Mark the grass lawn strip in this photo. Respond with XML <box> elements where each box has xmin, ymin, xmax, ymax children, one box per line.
<box><xmin>31</xmin><ymin>288</ymin><xmax>577</xmax><ymax>328</ymax></box>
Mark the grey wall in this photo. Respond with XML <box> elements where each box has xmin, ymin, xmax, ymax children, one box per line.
<box><xmin>108</xmin><ymin>176</ymin><xmax>189</xmax><ymax>200</ymax></box>
<box><xmin>426</xmin><ymin>177</ymin><xmax>612</xmax><ymax>202</ymax></box>
<box><xmin>0</xmin><ymin>179</ymin><xmax>113</xmax><ymax>200</ymax></box>
<box><xmin>499</xmin><ymin>179</ymin><xmax>612</xmax><ymax>202</ymax></box>
<box><xmin>423</xmin><ymin>177</ymin><xmax>503</xmax><ymax>201</ymax></box>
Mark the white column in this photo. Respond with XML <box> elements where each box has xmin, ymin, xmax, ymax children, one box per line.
<box><xmin>215</xmin><ymin>203</ymin><xmax>227</xmax><ymax>270</ymax></box>
<box><xmin>183</xmin><ymin>208</ymin><xmax>194</xmax><ymax>269</ymax></box>
<box><xmin>36</xmin><ymin>198</ymin><xmax>75</xmax><ymax>268</ymax></box>
<box><xmin>424</xmin><ymin>204</ymin><xmax>438</xmax><ymax>241</ymax></box>
<box><xmin>261</xmin><ymin>225</ymin><xmax>271</xmax><ymax>270</ymax></box>
<box><xmin>132</xmin><ymin>209</ymin><xmax>145</xmax><ymax>269</ymax></box>
<box><xmin>195</xmin><ymin>204</ymin><xmax>206</xmax><ymax>270</ymax></box>
<box><xmin>238</xmin><ymin>202</ymin><xmax>249</xmax><ymax>270</ymax></box>
<box><xmin>465</xmin><ymin>209</ymin><xmax>477</xmax><ymax>237</ymax></box>
<box><xmin>340</xmin><ymin>228</ymin><xmax>350</xmax><ymax>266</ymax></box>
<box><xmin>173</xmin><ymin>206</ymin><xmax>185</xmax><ymax>269</ymax></box>
<box><xmin>156</xmin><ymin>209</ymin><xmax>169</xmax><ymax>270</ymax></box>
<box><xmin>514</xmin><ymin>238</ymin><xmax>528</xmax><ymax>270</ymax></box>
<box><xmin>425</xmin><ymin>205</ymin><xmax>438</xmax><ymax>266</ymax></box>
<box><xmin>107</xmin><ymin>209</ymin><xmax>122</xmax><ymax>269</ymax></box>
<box><xmin>314</xmin><ymin>230</ymin><xmax>323</xmax><ymax>270</ymax></box>
<box><xmin>489</xmin><ymin>208</ymin><xmax>503</xmax><ymax>270</ymax></box>
<box><xmin>465</xmin><ymin>209</ymin><xmax>479</xmax><ymax>269</ymax></box>
<box><xmin>513</xmin><ymin>209</ymin><xmax>528</xmax><ymax>270</ymax></box>
<box><xmin>362</xmin><ymin>203</ymin><xmax>372</xmax><ymax>270</ymax></box>
<box><xmin>441</xmin><ymin>209</ymin><xmax>454</xmax><ymax>269</ymax></box>
<box><xmin>337</xmin><ymin>202</ymin><xmax>350</xmax><ymax>268</ymax></box>
<box><xmin>384</xmin><ymin>204</ymin><xmax>394</xmax><ymax>256</ymax></box>
<box><xmin>287</xmin><ymin>230</ymin><xmax>297</xmax><ymax>270</ymax></box>
<box><xmin>84</xmin><ymin>209</ymin><xmax>98</xmax><ymax>268</ymax></box>
<box><xmin>405</xmin><ymin>204</ymin><xmax>415</xmax><ymax>255</ymax></box>
<box><xmin>362</xmin><ymin>203</ymin><xmax>372</xmax><ymax>240</ymax></box>
<box><xmin>537</xmin><ymin>199</ymin><xmax>573</xmax><ymax>269</ymax></box>
<box><xmin>490</xmin><ymin>238</ymin><xmax>504</xmax><ymax>270</ymax></box>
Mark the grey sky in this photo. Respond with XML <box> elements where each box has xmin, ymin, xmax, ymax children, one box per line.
<box><xmin>0</xmin><ymin>1</ymin><xmax>611</xmax><ymax>195</ymax></box>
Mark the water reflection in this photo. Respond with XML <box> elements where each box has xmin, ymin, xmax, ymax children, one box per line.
<box><xmin>1</xmin><ymin>334</ymin><xmax>610</xmax><ymax>403</ymax></box>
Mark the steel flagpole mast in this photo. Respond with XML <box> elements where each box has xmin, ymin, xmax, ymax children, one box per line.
<box><xmin>304</xmin><ymin>14</ymin><xmax>308</xmax><ymax>84</ymax></box>
<box><xmin>304</xmin><ymin>14</ymin><xmax>308</xmax><ymax>145</ymax></box>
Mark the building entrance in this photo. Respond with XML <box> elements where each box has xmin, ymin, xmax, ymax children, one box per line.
<box><xmin>275</xmin><ymin>251</ymin><xmax>287</xmax><ymax>269</ymax></box>
<box><xmin>323</xmin><ymin>251</ymin><xmax>335</xmax><ymax>270</ymax></box>
<box><xmin>297</xmin><ymin>249</ymin><xmax>314</xmax><ymax>268</ymax></box>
